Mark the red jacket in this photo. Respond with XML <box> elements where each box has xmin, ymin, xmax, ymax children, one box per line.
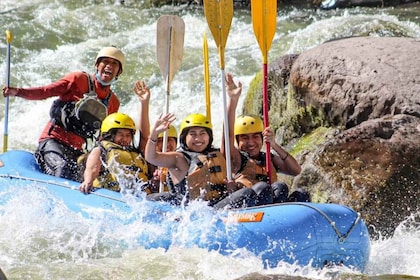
<box><xmin>15</xmin><ymin>72</ymin><xmax>120</xmax><ymax>150</ymax></box>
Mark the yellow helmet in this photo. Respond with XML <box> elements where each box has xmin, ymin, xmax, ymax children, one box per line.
<box><xmin>95</xmin><ymin>46</ymin><xmax>125</xmax><ymax>75</ymax></box>
<box><xmin>234</xmin><ymin>114</ymin><xmax>264</xmax><ymax>136</ymax></box>
<box><xmin>101</xmin><ymin>112</ymin><xmax>136</xmax><ymax>134</ymax></box>
<box><xmin>158</xmin><ymin>125</ymin><xmax>178</xmax><ymax>139</ymax></box>
<box><xmin>180</xmin><ymin>113</ymin><xmax>212</xmax><ymax>135</ymax></box>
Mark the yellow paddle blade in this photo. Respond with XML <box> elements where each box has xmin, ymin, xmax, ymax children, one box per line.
<box><xmin>156</xmin><ymin>15</ymin><xmax>185</xmax><ymax>85</ymax></box>
<box><xmin>203</xmin><ymin>0</ymin><xmax>233</xmax><ymax>58</ymax></box>
<box><xmin>251</xmin><ymin>0</ymin><xmax>277</xmax><ymax>63</ymax></box>
<box><xmin>203</xmin><ymin>32</ymin><xmax>211</xmax><ymax>122</ymax></box>
<box><xmin>5</xmin><ymin>30</ymin><xmax>13</xmax><ymax>44</ymax></box>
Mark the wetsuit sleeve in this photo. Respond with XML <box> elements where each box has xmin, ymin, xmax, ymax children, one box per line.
<box><xmin>15</xmin><ymin>72</ymin><xmax>85</xmax><ymax>101</ymax></box>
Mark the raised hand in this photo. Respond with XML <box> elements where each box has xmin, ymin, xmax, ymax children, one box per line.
<box><xmin>225</xmin><ymin>73</ymin><xmax>242</xmax><ymax>100</ymax></box>
<box><xmin>151</xmin><ymin>113</ymin><xmax>176</xmax><ymax>137</ymax></box>
<box><xmin>133</xmin><ymin>80</ymin><xmax>150</xmax><ymax>102</ymax></box>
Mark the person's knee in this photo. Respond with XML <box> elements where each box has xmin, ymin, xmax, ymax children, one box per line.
<box><xmin>251</xmin><ymin>182</ymin><xmax>270</xmax><ymax>195</ymax></box>
<box><xmin>223</xmin><ymin>188</ymin><xmax>257</xmax><ymax>209</ymax></box>
<box><xmin>287</xmin><ymin>188</ymin><xmax>311</xmax><ymax>202</ymax></box>
<box><xmin>43</xmin><ymin>152</ymin><xmax>66</xmax><ymax>175</ymax></box>
<box><xmin>272</xmin><ymin>182</ymin><xmax>289</xmax><ymax>203</ymax></box>
<box><xmin>252</xmin><ymin>182</ymin><xmax>273</xmax><ymax>206</ymax></box>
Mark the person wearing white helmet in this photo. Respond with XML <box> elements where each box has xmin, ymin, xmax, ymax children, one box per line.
<box><xmin>2</xmin><ymin>46</ymin><xmax>126</xmax><ymax>182</ymax></box>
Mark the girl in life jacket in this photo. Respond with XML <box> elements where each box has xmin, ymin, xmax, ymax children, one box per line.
<box><xmin>145</xmin><ymin>113</ymin><xmax>229</xmax><ymax>207</ymax></box>
<box><xmin>79</xmin><ymin>112</ymin><xmax>149</xmax><ymax>195</ymax></box>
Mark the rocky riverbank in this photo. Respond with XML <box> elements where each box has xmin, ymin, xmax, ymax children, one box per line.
<box><xmin>245</xmin><ymin>36</ymin><xmax>419</xmax><ymax>237</ymax></box>
<box><xmin>140</xmin><ymin>0</ymin><xmax>420</xmax><ymax>10</ymax></box>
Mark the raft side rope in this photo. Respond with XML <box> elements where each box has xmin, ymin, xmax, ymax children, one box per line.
<box><xmin>291</xmin><ymin>202</ymin><xmax>362</xmax><ymax>243</ymax></box>
<box><xmin>0</xmin><ymin>173</ymin><xmax>127</xmax><ymax>203</ymax></box>
<box><xmin>232</xmin><ymin>202</ymin><xmax>363</xmax><ymax>243</ymax></box>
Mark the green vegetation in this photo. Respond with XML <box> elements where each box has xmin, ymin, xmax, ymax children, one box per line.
<box><xmin>290</xmin><ymin>126</ymin><xmax>333</xmax><ymax>155</ymax></box>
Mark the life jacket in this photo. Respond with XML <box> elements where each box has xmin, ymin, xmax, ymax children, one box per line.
<box><xmin>234</xmin><ymin>151</ymin><xmax>278</xmax><ymax>187</ymax></box>
<box><xmin>93</xmin><ymin>140</ymin><xmax>149</xmax><ymax>192</ymax></box>
<box><xmin>144</xmin><ymin>166</ymin><xmax>173</xmax><ymax>194</ymax></box>
<box><xmin>180</xmin><ymin>148</ymin><xmax>228</xmax><ymax>202</ymax></box>
<box><xmin>49</xmin><ymin>73</ymin><xmax>110</xmax><ymax>139</ymax></box>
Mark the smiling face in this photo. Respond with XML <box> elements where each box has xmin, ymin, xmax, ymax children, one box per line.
<box><xmin>237</xmin><ymin>132</ymin><xmax>263</xmax><ymax>158</ymax></box>
<box><xmin>113</xmin><ymin>128</ymin><xmax>134</xmax><ymax>147</ymax></box>
<box><xmin>184</xmin><ymin>127</ymin><xmax>210</xmax><ymax>153</ymax></box>
<box><xmin>96</xmin><ymin>57</ymin><xmax>121</xmax><ymax>83</ymax></box>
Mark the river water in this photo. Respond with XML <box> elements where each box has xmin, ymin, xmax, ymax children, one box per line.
<box><xmin>0</xmin><ymin>0</ymin><xmax>419</xmax><ymax>279</ymax></box>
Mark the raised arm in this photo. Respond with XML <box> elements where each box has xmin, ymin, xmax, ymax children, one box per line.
<box><xmin>146</xmin><ymin>113</ymin><xmax>183</xmax><ymax>162</ymax></box>
<box><xmin>133</xmin><ymin>80</ymin><xmax>150</xmax><ymax>154</ymax></box>
<box><xmin>145</xmin><ymin>113</ymin><xmax>189</xmax><ymax>184</ymax></box>
<box><xmin>223</xmin><ymin>73</ymin><xmax>243</xmax><ymax>174</ymax></box>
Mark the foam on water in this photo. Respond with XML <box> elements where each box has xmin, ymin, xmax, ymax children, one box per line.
<box><xmin>1</xmin><ymin>1</ymin><xmax>420</xmax><ymax>279</ymax></box>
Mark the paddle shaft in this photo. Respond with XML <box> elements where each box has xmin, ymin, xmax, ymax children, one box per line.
<box><xmin>203</xmin><ymin>0</ymin><xmax>234</xmax><ymax>181</ymax></box>
<box><xmin>203</xmin><ymin>33</ymin><xmax>211</xmax><ymax>122</ymax></box>
<box><xmin>218</xmin><ymin>45</ymin><xmax>232</xmax><ymax>180</ymax></box>
<box><xmin>251</xmin><ymin>0</ymin><xmax>277</xmax><ymax>184</ymax></box>
<box><xmin>162</xmin><ymin>25</ymin><xmax>174</xmax><ymax>155</ymax></box>
<box><xmin>262</xmin><ymin>63</ymin><xmax>271</xmax><ymax>183</ymax></box>
<box><xmin>3</xmin><ymin>30</ymin><xmax>12</xmax><ymax>153</ymax></box>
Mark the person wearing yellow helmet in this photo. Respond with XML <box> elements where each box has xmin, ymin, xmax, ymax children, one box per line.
<box><xmin>157</xmin><ymin>124</ymin><xmax>178</xmax><ymax>152</ymax></box>
<box><xmin>147</xmin><ymin>125</ymin><xmax>178</xmax><ymax>193</ymax></box>
<box><xmin>145</xmin><ymin>112</ymin><xmax>231</xmax><ymax>206</ymax></box>
<box><xmin>145</xmin><ymin>111</ymin><xmax>272</xmax><ymax>209</ymax></box>
<box><xmin>2</xmin><ymin>46</ymin><xmax>127</xmax><ymax>182</ymax></box>
<box><xmin>218</xmin><ymin>73</ymin><xmax>308</xmax><ymax>206</ymax></box>
<box><xmin>79</xmin><ymin>81</ymin><xmax>152</xmax><ymax>194</ymax></box>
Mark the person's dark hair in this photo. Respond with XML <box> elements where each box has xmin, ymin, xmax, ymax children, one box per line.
<box><xmin>101</xmin><ymin>128</ymin><xmax>136</xmax><ymax>145</ymax></box>
<box><xmin>179</xmin><ymin>127</ymin><xmax>213</xmax><ymax>153</ymax></box>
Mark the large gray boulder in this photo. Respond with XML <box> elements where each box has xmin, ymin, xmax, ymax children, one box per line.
<box><xmin>265</xmin><ymin>37</ymin><xmax>419</xmax><ymax>237</ymax></box>
<box><xmin>290</xmin><ymin>37</ymin><xmax>419</xmax><ymax>128</ymax></box>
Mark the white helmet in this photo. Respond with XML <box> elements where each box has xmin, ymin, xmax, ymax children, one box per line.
<box><xmin>95</xmin><ymin>46</ymin><xmax>125</xmax><ymax>75</ymax></box>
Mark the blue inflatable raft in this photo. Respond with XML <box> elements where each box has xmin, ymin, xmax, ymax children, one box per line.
<box><xmin>0</xmin><ymin>150</ymin><xmax>370</xmax><ymax>271</ymax></box>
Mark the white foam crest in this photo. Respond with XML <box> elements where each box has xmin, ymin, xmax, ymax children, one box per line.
<box><xmin>287</xmin><ymin>13</ymin><xmax>420</xmax><ymax>54</ymax></box>
<box><xmin>366</xmin><ymin>211</ymin><xmax>420</xmax><ymax>276</ymax></box>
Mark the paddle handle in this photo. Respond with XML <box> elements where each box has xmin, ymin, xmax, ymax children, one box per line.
<box><xmin>262</xmin><ymin>62</ymin><xmax>272</xmax><ymax>184</ymax></box>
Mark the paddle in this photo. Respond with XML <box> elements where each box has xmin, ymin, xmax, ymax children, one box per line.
<box><xmin>251</xmin><ymin>0</ymin><xmax>277</xmax><ymax>184</ymax></box>
<box><xmin>203</xmin><ymin>0</ymin><xmax>233</xmax><ymax>180</ymax></box>
<box><xmin>203</xmin><ymin>32</ymin><xmax>211</xmax><ymax>122</ymax></box>
<box><xmin>156</xmin><ymin>15</ymin><xmax>185</xmax><ymax>192</ymax></box>
<box><xmin>3</xmin><ymin>30</ymin><xmax>12</xmax><ymax>153</ymax></box>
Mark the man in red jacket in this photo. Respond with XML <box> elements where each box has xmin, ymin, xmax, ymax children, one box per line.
<box><xmin>2</xmin><ymin>46</ymin><xmax>125</xmax><ymax>182</ymax></box>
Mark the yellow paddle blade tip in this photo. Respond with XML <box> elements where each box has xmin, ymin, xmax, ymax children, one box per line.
<box><xmin>6</xmin><ymin>30</ymin><xmax>13</xmax><ymax>43</ymax></box>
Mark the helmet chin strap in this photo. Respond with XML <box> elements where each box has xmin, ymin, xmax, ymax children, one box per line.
<box><xmin>96</xmin><ymin>71</ymin><xmax>118</xmax><ymax>86</ymax></box>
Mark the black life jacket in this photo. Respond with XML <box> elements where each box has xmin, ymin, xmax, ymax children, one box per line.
<box><xmin>49</xmin><ymin>73</ymin><xmax>110</xmax><ymax>139</ymax></box>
